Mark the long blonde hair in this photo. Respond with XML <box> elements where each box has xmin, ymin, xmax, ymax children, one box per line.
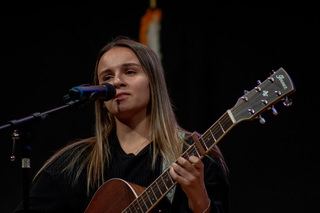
<box><xmin>35</xmin><ymin>37</ymin><xmax>185</xmax><ymax>194</ymax></box>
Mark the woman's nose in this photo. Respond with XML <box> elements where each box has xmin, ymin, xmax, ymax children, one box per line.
<box><xmin>113</xmin><ymin>76</ymin><xmax>126</xmax><ymax>88</ymax></box>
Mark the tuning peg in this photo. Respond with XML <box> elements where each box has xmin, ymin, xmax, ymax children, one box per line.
<box><xmin>257</xmin><ymin>80</ymin><xmax>262</xmax><ymax>85</ymax></box>
<box><xmin>268</xmin><ymin>76</ymin><xmax>275</xmax><ymax>83</ymax></box>
<box><xmin>255</xmin><ymin>86</ymin><xmax>261</xmax><ymax>92</ymax></box>
<box><xmin>258</xmin><ymin>115</ymin><xmax>266</xmax><ymax>124</ymax></box>
<box><xmin>275</xmin><ymin>90</ymin><xmax>282</xmax><ymax>96</ymax></box>
<box><xmin>271</xmin><ymin>105</ymin><xmax>278</xmax><ymax>115</ymax></box>
<box><xmin>242</xmin><ymin>90</ymin><xmax>249</xmax><ymax>102</ymax></box>
<box><xmin>248</xmin><ymin>108</ymin><xmax>255</xmax><ymax>114</ymax></box>
<box><xmin>241</xmin><ymin>96</ymin><xmax>249</xmax><ymax>102</ymax></box>
<box><xmin>283</xmin><ymin>97</ymin><xmax>293</xmax><ymax>107</ymax></box>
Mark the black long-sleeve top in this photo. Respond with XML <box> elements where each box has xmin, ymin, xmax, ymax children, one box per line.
<box><xmin>14</xmin><ymin>133</ymin><xmax>229</xmax><ymax>212</ymax></box>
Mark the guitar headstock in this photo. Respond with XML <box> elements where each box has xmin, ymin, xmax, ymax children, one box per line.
<box><xmin>231</xmin><ymin>67</ymin><xmax>295</xmax><ymax>123</ymax></box>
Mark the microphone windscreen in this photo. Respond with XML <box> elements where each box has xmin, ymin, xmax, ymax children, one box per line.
<box><xmin>101</xmin><ymin>83</ymin><xmax>116</xmax><ymax>101</ymax></box>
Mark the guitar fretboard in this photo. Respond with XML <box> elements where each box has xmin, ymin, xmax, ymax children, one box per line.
<box><xmin>199</xmin><ymin>110</ymin><xmax>235</xmax><ymax>153</ymax></box>
<box><xmin>122</xmin><ymin>111</ymin><xmax>235</xmax><ymax>213</ymax></box>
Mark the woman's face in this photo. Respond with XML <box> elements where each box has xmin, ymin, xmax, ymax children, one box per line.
<box><xmin>97</xmin><ymin>47</ymin><xmax>150</xmax><ymax>120</ymax></box>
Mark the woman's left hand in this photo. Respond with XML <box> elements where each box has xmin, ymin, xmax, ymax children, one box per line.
<box><xmin>169</xmin><ymin>156</ymin><xmax>211</xmax><ymax>213</ymax></box>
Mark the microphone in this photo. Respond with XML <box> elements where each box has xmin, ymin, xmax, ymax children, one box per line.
<box><xmin>68</xmin><ymin>83</ymin><xmax>116</xmax><ymax>101</ymax></box>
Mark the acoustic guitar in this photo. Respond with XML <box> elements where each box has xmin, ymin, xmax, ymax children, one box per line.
<box><xmin>85</xmin><ymin>67</ymin><xmax>296</xmax><ymax>213</ymax></box>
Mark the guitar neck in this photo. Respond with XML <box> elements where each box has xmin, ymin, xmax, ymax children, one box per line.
<box><xmin>122</xmin><ymin>110</ymin><xmax>236</xmax><ymax>213</ymax></box>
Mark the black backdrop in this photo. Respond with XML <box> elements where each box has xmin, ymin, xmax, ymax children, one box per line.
<box><xmin>1</xmin><ymin>1</ymin><xmax>318</xmax><ymax>212</ymax></box>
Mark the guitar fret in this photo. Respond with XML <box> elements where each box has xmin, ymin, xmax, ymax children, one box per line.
<box><xmin>209</xmin><ymin>129</ymin><xmax>217</xmax><ymax>142</ymax></box>
<box><xmin>139</xmin><ymin>194</ymin><xmax>149</xmax><ymax>212</ymax></box>
<box><xmin>200</xmin><ymin>137</ymin><xmax>209</xmax><ymax>151</ymax></box>
<box><xmin>132</xmin><ymin>199</ymin><xmax>144</xmax><ymax>213</ymax></box>
<box><xmin>218</xmin><ymin>121</ymin><xmax>225</xmax><ymax>133</ymax></box>
<box><xmin>184</xmin><ymin>151</ymin><xmax>190</xmax><ymax>159</ymax></box>
<box><xmin>139</xmin><ymin>204</ymin><xmax>147</xmax><ymax>213</ymax></box>
<box><xmin>183</xmin><ymin>144</ymin><xmax>203</xmax><ymax>159</ymax></box>
<box><xmin>149</xmin><ymin>184</ymin><xmax>160</xmax><ymax>200</ymax></box>
<box><xmin>158</xmin><ymin>181</ymin><xmax>167</xmax><ymax>195</ymax></box>
<box><xmin>194</xmin><ymin>145</ymin><xmax>201</xmax><ymax>157</ymax></box>
<box><xmin>163</xmin><ymin>172</ymin><xmax>173</xmax><ymax>189</ymax></box>
<box><xmin>160</xmin><ymin>175</ymin><xmax>169</xmax><ymax>190</ymax></box>
<box><xmin>198</xmin><ymin>137</ymin><xmax>208</xmax><ymax>152</ymax></box>
<box><xmin>190</xmin><ymin>145</ymin><xmax>200</xmax><ymax>157</ymax></box>
<box><xmin>154</xmin><ymin>182</ymin><xmax>162</xmax><ymax>199</ymax></box>
<box><xmin>183</xmin><ymin>146</ymin><xmax>193</xmax><ymax>158</ymax></box>
<box><xmin>139</xmin><ymin>199</ymin><xmax>147</xmax><ymax>213</ymax></box>
<box><xmin>165</xmin><ymin>170</ymin><xmax>176</xmax><ymax>187</ymax></box>
<box><xmin>129</xmin><ymin>205</ymin><xmax>134</xmax><ymax>213</ymax></box>
<box><xmin>146</xmin><ymin>188</ymin><xmax>157</xmax><ymax>205</ymax></box>
<box><xmin>134</xmin><ymin>196</ymin><xmax>148</xmax><ymax>213</ymax></box>
<box><xmin>200</xmin><ymin>112</ymin><xmax>234</xmax><ymax>151</ymax></box>
<box><xmin>142</xmin><ymin>190</ymin><xmax>153</xmax><ymax>209</ymax></box>
<box><xmin>211</xmin><ymin>124</ymin><xmax>223</xmax><ymax>145</ymax></box>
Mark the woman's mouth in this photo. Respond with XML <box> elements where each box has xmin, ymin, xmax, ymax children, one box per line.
<box><xmin>114</xmin><ymin>92</ymin><xmax>130</xmax><ymax>101</ymax></box>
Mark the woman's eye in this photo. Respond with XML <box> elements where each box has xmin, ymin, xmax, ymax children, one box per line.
<box><xmin>103</xmin><ymin>76</ymin><xmax>113</xmax><ymax>81</ymax></box>
<box><xmin>126</xmin><ymin>70</ymin><xmax>135</xmax><ymax>75</ymax></box>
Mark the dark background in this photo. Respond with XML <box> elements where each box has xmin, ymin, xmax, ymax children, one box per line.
<box><xmin>0</xmin><ymin>1</ymin><xmax>318</xmax><ymax>212</ymax></box>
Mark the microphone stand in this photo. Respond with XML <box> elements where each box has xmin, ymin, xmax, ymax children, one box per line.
<box><xmin>0</xmin><ymin>98</ymin><xmax>86</xmax><ymax>212</ymax></box>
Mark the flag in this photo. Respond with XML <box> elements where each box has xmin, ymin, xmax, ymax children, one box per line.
<box><xmin>139</xmin><ymin>8</ymin><xmax>162</xmax><ymax>60</ymax></box>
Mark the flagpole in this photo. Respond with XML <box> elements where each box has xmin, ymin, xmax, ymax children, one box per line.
<box><xmin>150</xmin><ymin>0</ymin><xmax>156</xmax><ymax>8</ymax></box>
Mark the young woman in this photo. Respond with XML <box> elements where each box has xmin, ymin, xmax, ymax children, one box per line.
<box><xmin>15</xmin><ymin>37</ymin><xmax>229</xmax><ymax>212</ymax></box>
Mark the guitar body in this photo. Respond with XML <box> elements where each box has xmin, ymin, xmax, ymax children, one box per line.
<box><xmin>85</xmin><ymin>178</ymin><xmax>146</xmax><ymax>213</ymax></box>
